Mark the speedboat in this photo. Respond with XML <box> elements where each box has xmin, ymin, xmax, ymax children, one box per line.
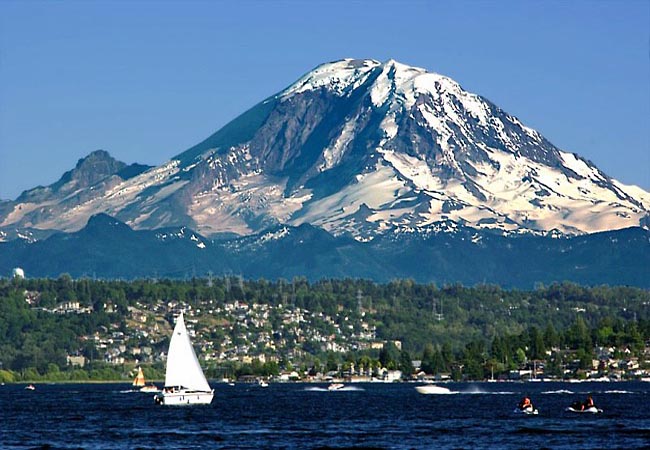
<box><xmin>415</xmin><ymin>384</ymin><xmax>453</xmax><ymax>395</ymax></box>
<box><xmin>25</xmin><ymin>384</ymin><xmax>36</xmax><ymax>391</ymax></box>
<box><xmin>327</xmin><ymin>383</ymin><xmax>345</xmax><ymax>391</ymax></box>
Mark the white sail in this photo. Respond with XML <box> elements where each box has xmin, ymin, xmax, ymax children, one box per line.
<box><xmin>164</xmin><ymin>311</ymin><xmax>211</xmax><ymax>392</ymax></box>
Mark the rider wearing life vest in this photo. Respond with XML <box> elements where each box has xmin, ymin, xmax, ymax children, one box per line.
<box><xmin>518</xmin><ymin>396</ymin><xmax>532</xmax><ymax>410</ymax></box>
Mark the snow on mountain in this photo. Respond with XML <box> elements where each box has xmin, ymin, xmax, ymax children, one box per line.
<box><xmin>1</xmin><ymin>59</ymin><xmax>648</xmax><ymax>240</ymax></box>
<box><xmin>274</xmin><ymin>58</ymin><xmax>649</xmax><ymax>237</ymax></box>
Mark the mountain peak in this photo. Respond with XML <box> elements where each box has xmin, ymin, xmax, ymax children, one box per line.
<box><xmin>281</xmin><ymin>58</ymin><xmax>452</xmax><ymax>102</ymax></box>
<box><xmin>2</xmin><ymin>59</ymin><xmax>649</xmax><ymax>240</ymax></box>
<box><xmin>51</xmin><ymin>149</ymin><xmax>126</xmax><ymax>191</ymax></box>
<box><xmin>80</xmin><ymin>149</ymin><xmax>114</xmax><ymax>162</ymax></box>
<box><xmin>280</xmin><ymin>58</ymin><xmax>380</xmax><ymax>98</ymax></box>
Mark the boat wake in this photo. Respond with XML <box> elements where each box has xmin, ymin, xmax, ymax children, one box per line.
<box><xmin>305</xmin><ymin>386</ymin><xmax>365</xmax><ymax>392</ymax></box>
<box><xmin>458</xmin><ymin>386</ymin><xmax>513</xmax><ymax>395</ymax></box>
<box><xmin>462</xmin><ymin>390</ymin><xmax>515</xmax><ymax>395</ymax></box>
<box><xmin>541</xmin><ymin>389</ymin><xmax>573</xmax><ymax>394</ymax></box>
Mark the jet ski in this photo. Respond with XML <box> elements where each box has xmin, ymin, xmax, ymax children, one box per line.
<box><xmin>565</xmin><ymin>401</ymin><xmax>602</xmax><ymax>414</ymax></box>
<box><xmin>514</xmin><ymin>405</ymin><xmax>539</xmax><ymax>415</ymax></box>
<box><xmin>565</xmin><ymin>406</ymin><xmax>603</xmax><ymax>414</ymax></box>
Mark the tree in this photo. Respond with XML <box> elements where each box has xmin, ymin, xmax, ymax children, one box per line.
<box><xmin>326</xmin><ymin>352</ymin><xmax>338</xmax><ymax>372</ymax></box>
<box><xmin>431</xmin><ymin>350</ymin><xmax>446</xmax><ymax>374</ymax></box>
<box><xmin>421</xmin><ymin>344</ymin><xmax>435</xmax><ymax>374</ymax></box>
<box><xmin>543</xmin><ymin>322</ymin><xmax>559</xmax><ymax>349</ymax></box>
<box><xmin>379</xmin><ymin>342</ymin><xmax>399</xmax><ymax>370</ymax></box>
<box><xmin>528</xmin><ymin>326</ymin><xmax>546</xmax><ymax>360</ymax></box>
<box><xmin>515</xmin><ymin>348</ymin><xmax>527</xmax><ymax>366</ymax></box>
<box><xmin>399</xmin><ymin>350</ymin><xmax>414</xmax><ymax>377</ymax></box>
<box><xmin>566</xmin><ymin>316</ymin><xmax>591</xmax><ymax>350</ymax></box>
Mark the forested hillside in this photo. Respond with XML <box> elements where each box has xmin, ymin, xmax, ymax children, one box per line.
<box><xmin>0</xmin><ymin>277</ymin><xmax>648</xmax><ymax>382</ymax></box>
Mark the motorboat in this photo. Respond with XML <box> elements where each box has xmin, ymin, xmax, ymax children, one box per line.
<box><xmin>25</xmin><ymin>384</ymin><xmax>36</xmax><ymax>391</ymax></box>
<box><xmin>415</xmin><ymin>384</ymin><xmax>453</xmax><ymax>395</ymax></box>
<box><xmin>327</xmin><ymin>383</ymin><xmax>345</xmax><ymax>391</ymax></box>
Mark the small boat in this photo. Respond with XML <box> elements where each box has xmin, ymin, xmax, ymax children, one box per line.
<box><xmin>258</xmin><ymin>379</ymin><xmax>269</xmax><ymax>388</ymax></box>
<box><xmin>415</xmin><ymin>384</ymin><xmax>453</xmax><ymax>395</ymax></box>
<box><xmin>133</xmin><ymin>367</ymin><xmax>146</xmax><ymax>387</ymax></box>
<box><xmin>327</xmin><ymin>383</ymin><xmax>345</xmax><ymax>391</ymax></box>
<box><xmin>133</xmin><ymin>366</ymin><xmax>158</xmax><ymax>392</ymax></box>
<box><xmin>154</xmin><ymin>311</ymin><xmax>214</xmax><ymax>405</ymax></box>
<box><xmin>25</xmin><ymin>384</ymin><xmax>36</xmax><ymax>391</ymax></box>
<box><xmin>140</xmin><ymin>384</ymin><xmax>160</xmax><ymax>393</ymax></box>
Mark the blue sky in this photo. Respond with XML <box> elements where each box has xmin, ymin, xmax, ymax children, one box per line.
<box><xmin>1</xmin><ymin>0</ymin><xmax>648</xmax><ymax>200</ymax></box>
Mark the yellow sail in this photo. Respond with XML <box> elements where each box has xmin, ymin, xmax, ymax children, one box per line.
<box><xmin>133</xmin><ymin>367</ymin><xmax>146</xmax><ymax>387</ymax></box>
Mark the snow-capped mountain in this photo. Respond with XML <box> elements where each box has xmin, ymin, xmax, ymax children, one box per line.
<box><xmin>1</xmin><ymin>59</ymin><xmax>648</xmax><ymax>240</ymax></box>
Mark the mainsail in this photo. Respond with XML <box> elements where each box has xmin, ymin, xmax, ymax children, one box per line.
<box><xmin>133</xmin><ymin>367</ymin><xmax>145</xmax><ymax>387</ymax></box>
<box><xmin>164</xmin><ymin>311</ymin><xmax>211</xmax><ymax>392</ymax></box>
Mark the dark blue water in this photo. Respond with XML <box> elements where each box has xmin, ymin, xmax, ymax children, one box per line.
<box><xmin>1</xmin><ymin>382</ymin><xmax>649</xmax><ymax>449</ymax></box>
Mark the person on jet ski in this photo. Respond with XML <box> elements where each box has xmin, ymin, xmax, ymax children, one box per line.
<box><xmin>582</xmin><ymin>395</ymin><xmax>594</xmax><ymax>410</ymax></box>
<box><xmin>570</xmin><ymin>399</ymin><xmax>582</xmax><ymax>410</ymax></box>
<box><xmin>518</xmin><ymin>396</ymin><xmax>533</xmax><ymax>410</ymax></box>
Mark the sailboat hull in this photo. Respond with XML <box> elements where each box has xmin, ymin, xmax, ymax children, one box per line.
<box><xmin>155</xmin><ymin>390</ymin><xmax>214</xmax><ymax>405</ymax></box>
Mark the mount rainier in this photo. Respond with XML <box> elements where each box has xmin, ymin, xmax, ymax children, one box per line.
<box><xmin>1</xmin><ymin>58</ymin><xmax>648</xmax><ymax>240</ymax></box>
<box><xmin>1</xmin><ymin>58</ymin><xmax>649</xmax><ymax>286</ymax></box>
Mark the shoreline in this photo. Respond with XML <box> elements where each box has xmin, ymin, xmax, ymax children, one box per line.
<box><xmin>5</xmin><ymin>378</ymin><xmax>648</xmax><ymax>385</ymax></box>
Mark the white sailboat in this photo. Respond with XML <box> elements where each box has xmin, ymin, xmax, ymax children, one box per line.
<box><xmin>155</xmin><ymin>311</ymin><xmax>213</xmax><ymax>405</ymax></box>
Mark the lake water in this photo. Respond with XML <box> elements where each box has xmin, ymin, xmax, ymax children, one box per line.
<box><xmin>1</xmin><ymin>381</ymin><xmax>649</xmax><ymax>449</ymax></box>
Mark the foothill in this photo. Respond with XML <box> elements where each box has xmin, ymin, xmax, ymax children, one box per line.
<box><xmin>1</xmin><ymin>275</ymin><xmax>649</xmax><ymax>385</ymax></box>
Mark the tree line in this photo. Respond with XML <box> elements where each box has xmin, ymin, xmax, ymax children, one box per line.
<box><xmin>0</xmin><ymin>276</ymin><xmax>648</xmax><ymax>382</ymax></box>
